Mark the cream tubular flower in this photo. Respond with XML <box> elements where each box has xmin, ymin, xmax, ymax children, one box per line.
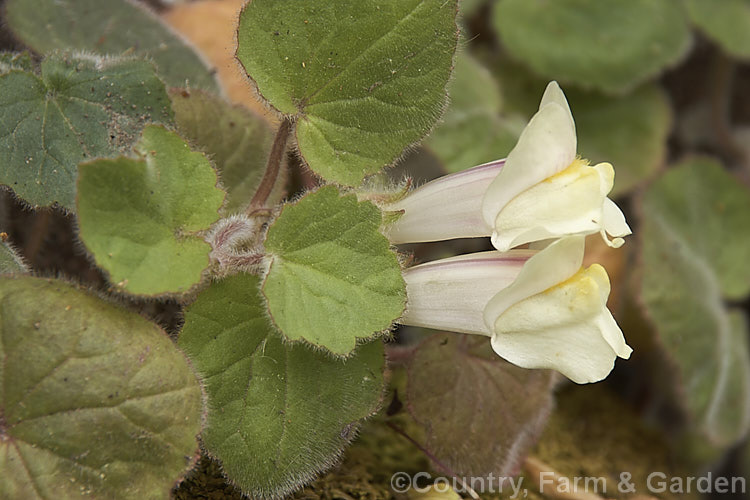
<box><xmin>384</xmin><ymin>82</ymin><xmax>631</xmax><ymax>251</ymax></box>
<box><xmin>400</xmin><ymin>236</ymin><xmax>632</xmax><ymax>384</ymax></box>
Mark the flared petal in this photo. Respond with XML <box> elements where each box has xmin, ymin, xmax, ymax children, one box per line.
<box><xmin>484</xmin><ymin>236</ymin><xmax>585</xmax><ymax>329</ymax></box>
<box><xmin>481</xmin><ymin>83</ymin><xmax>577</xmax><ymax>229</ymax></box>
<box><xmin>490</xmin><ymin>264</ymin><xmax>632</xmax><ymax>384</ymax></box>
<box><xmin>490</xmin><ymin>160</ymin><xmax>611</xmax><ymax>251</ymax></box>
<box><xmin>384</xmin><ymin>161</ymin><xmax>501</xmax><ymax>244</ymax></box>
<box><xmin>601</xmin><ymin>197</ymin><xmax>632</xmax><ymax>248</ymax></box>
<box><xmin>400</xmin><ymin>250</ymin><xmax>532</xmax><ymax>336</ymax></box>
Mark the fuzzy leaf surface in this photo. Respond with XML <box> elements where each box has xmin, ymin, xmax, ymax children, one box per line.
<box><xmin>4</xmin><ymin>0</ymin><xmax>218</xmax><ymax>91</ymax></box>
<box><xmin>0</xmin><ymin>240</ymin><xmax>27</xmax><ymax>274</ymax></box>
<box><xmin>0</xmin><ymin>276</ymin><xmax>202</xmax><ymax>500</ymax></box>
<box><xmin>169</xmin><ymin>89</ymin><xmax>276</xmax><ymax>214</ymax></box>
<box><xmin>425</xmin><ymin>52</ymin><xmax>522</xmax><ymax>173</ymax></box>
<box><xmin>493</xmin><ymin>0</ymin><xmax>691</xmax><ymax>94</ymax></box>
<box><xmin>407</xmin><ymin>333</ymin><xmax>555</xmax><ymax>478</ymax></box>
<box><xmin>641</xmin><ymin>158</ymin><xmax>750</xmax><ymax>448</ymax></box>
<box><xmin>263</xmin><ymin>186</ymin><xmax>405</xmax><ymax>355</ymax></box>
<box><xmin>236</xmin><ymin>0</ymin><xmax>459</xmax><ymax>185</ymax></box>
<box><xmin>0</xmin><ymin>54</ymin><xmax>172</xmax><ymax>209</ymax></box>
<box><xmin>686</xmin><ymin>0</ymin><xmax>750</xmax><ymax>59</ymax></box>
<box><xmin>0</xmin><ymin>51</ymin><xmax>33</xmax><ymax>73</ymax></box>
<box><xmin>179</xmin><ymin>273</ymin><xmax>385</xmax><ymax>499</ymax></box>
<box><xmin>76</xmin><ymin>125</ymin><xmax>225</xmax><ymax>296</ymax></box>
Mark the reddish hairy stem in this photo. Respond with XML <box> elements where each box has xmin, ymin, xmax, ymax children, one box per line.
<box><xmin>248</xmin><ymin>118</ymin><xmax>292</xmax><ymax>211</ymax></box>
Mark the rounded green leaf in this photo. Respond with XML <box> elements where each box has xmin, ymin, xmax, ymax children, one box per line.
<box><xmin>0</xmin><ymin>275</ymin><xmax>203</xmax><ymax>499</ymax></box>
<box><xmin>179</xmin><ymin>273</ymin><xmax>385</xmax><ymax>499</ymax></box>
<box><xmin>686</xmin><ymin>0</ymin><xmax>750</xmax><ymax>59</ymax></box>
<box><xmin>640</xmin><ymin>158</ymin><xmax>750</xmax><ymax>448</ymax></box>
<box><xmin>493</xmin><ymin>0</ymin><xmax>692</xmax><ymax>94</ymax></box>
<box><xmin>424</xmin><ymin>52</ymin><xmax>523</xmax><ymax>173</ymax></box>
<box><xmin>169</xmin><ymin>89</ymin><xmax>277</xmax><ymax>214</ymax></box>
<box><xmin>263</xmin><ymin>186</ymin><xmax>405</xmax><ymax>355</ymax></box>
<box><xmin>236</xmin><ymin>0</ymin><xmax>459</xmax><ymax>185</ymax></box>
<box><xmin>4</xmin><ymin>0</ymin><xmax>219</xmax><ymax>91</ymax></box>
<box><xmin>0</xmin><ymin>54</ymin><xmax>173</xmax><ymax>209</ymax></box>
<box><xmin>76</xmin><ymin>125</ymin><xmax>225</xmax><ymax>296</ymax></box>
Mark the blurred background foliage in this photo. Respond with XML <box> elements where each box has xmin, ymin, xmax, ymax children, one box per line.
<box><xmin>2</xmin><ymin>0</ymin><xmax>750</xmax><ymax>498</ymax></box>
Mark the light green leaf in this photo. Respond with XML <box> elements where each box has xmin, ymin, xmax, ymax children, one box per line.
<box><xmin>169</xmin><ymin>89</ymin><xmax>277</xmax><ymax>214</ymax></box>
<box><xmin>686</xmin><ymin>0</ymin><xmax>750</xmax><ymax>59</ymax></box>
<box><xmin>571</xmin><ymin>84</ymin><xmax>671</xmax><ymax>195</ymax></box>
<box><xmin>263</xmin><ymin>186</ymin><xmax>405</xmax><ymax>355</ymax></box>
<box><xmin>0</xmin><ymin>275</ymin><xmax>202</xmax><ymax>500</ymax></box>
<box><xmin>641</xmin><ymin>158</ymin><xmax>750</xmax><ymax>448</ymax></box>
<box><xmin>179</xmin><ymin>273</ymin><xmax>385</xmax><ymax>499</ymax></box>
<box><xmin>236</xmin><ymin>0</ymin><xmax>459</xmax><ymax>186</ymax></box>
<box><xmin>642</xmin><ymin>157</ymin><xmax>750</xmax><ymax>299</ymax></box>
<box><xmin>493</xmin><ymin>0</ymin><xmax>692</xmax><ymax>94</ymax></box>
<box><xmin>4</xmin><ymin>0</ymin><xmax>219</xmax><ymax>91</ymax></box>
<box><xmin>0</xmin><ymin>54</ymin><xmax>173</xmax><ymax>209</ymax></box>
<box><xmin>76</xmin><ymin>125</ymin><xmax>225</xmax><ymax>296</ymax></box>
<box><xmin>0</xmin><ymin>240</ymin><xmax>28</xmax><ymax>274</ymax></box>
<box><xmin>407</xmin><ymin>333</ymin><xmax>555</xmax><ymax>478</ymax></box>
<box><xmin>425</xmin><ymin>52</ymin><xmax>523</xmax><ymax>173</ymax></box>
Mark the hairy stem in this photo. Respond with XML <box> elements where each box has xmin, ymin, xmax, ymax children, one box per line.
<box><xmin>248</xmin><ymin>118</ymin><xmax>292</xmax><ymax>211</ymax></box>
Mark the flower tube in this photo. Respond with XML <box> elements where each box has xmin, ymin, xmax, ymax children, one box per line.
<box><xmin>385</xmin><ymin>82</ymin><xmax>631</xmax><ymax>251</ymax></box>
<box><xmin>400</xmin><ymin>236</ymin><xmax>632</xmax><ymax>384</ymax></box>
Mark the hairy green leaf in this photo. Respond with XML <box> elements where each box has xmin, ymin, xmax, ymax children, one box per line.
<box><xmin>0</xmin><ymin>54</ymin><xmax>172</xmax><ymax>209</ymax></box>
<box><xmin>169</xmin><ymin>89</ymin><xmax>277</xmax><ymax>214</ymax></box>
<box><xmin>0</xmin><ymin>275</ymin><xmax>202</xmax><ymax>499</ymax></box>
<box><xmin>0</xmin><ymin>240</ymin><xmax>28</xmax><ymax>274</ymax></box>
<box><xmin>263</xmin><ymin>186</ymin><xmax>405</xmax><ymax>355</ymax></box>
<box><xmin>76</xmin><ymin>125</ymin><xmax>225</xmax><ymax>296</ymax></box>
<box><xmin>236</xmin><ymin>0</ymin><xmax>459</xmax><ymax>185</ymax></box>
<box><xmin>407</xmin><ymin>333</ymin><xmax>554</xmax><ymax>478</ymax></box>
<box><xmin>493</xmin><ymin>0</ymin><xmax>692</xmax><ymax>94</ymax></box>
<box><xmin>4</xmin><ymin>0</ymin><xmax>218</xmax><ymax>91</ymax></box>
<box><xmin>179</xmin><ymin>273</ymin><xmax>385</xmax><ymax>499</ymax></box>
<box><xmin>425</xmin><ymin>52</ymin><xmax>522</xmax><ymax>173</ymax></box>
<box><xmin>641</xmin><ymin>158</ymin><xmax>750</xmax><ymax>448</ymax></box>
<box><xmin>0</xmin><ymin>51</ymin><xmax>33</xmax><ymax>73</ymax></box>
<box><xmin>686</xmin><ymin>0</ymin><xmax>750</xmax><ymax>59</ymax></box>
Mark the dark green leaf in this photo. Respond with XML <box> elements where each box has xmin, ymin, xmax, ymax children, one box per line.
<box><xmin>0</xmin><ymin>275</ymin><xmax>203</xmax><ymax>499</ymax></box>
<box><xmin>179</xmin><ymin>273</ymin><xmax>385</xmax><ymax>499</ymax></box>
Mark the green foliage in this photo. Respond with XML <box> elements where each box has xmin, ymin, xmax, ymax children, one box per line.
<box><xmin>76</xmin><ymin>125</ymin><xmax>225</xmax><ymax>296</ymax></box>
<box><xmin>0</xmin><ymin>275</ymin><xmax>202</xmax><ymax>500</ymax></box>
<box><xmin>179</xmin><ymin>274</ymin><xmax>385</xmax><ymax>500</ymax></box>
<box><xmin>571</xmin><ymin>84</ymin><xmax>671</xmax><ymax>195</ymax></box>
<box><xmin>0</xmin><ymin>51</ymin><xmax>32</xmax><ymax>73</ymax></box>
<box><xmin>0</xmin><ymin>240</ymin><xmax>28</xmax><ymax>274</ymax></box>
<box><xmin>493</xmin><ymin>0</ymin><xmax>692</xmax><ymax>94</ymax></box>
<box><xmin>425</xmin><ymin>52</ymin><xmax>522</xmax><ymax>173</ymax></box>
<box><xmin>641</xmin><ymin>157</ymin><xmax>750</xmax><ymax>448</ymax></box>
<box><xmin>686</xmin><ymin>0</ymin><xmax>750</xmax><ymax>59</ymax></box>
<box><xmin>0</xmin><ymin>54</ymin><xmax>173</xmax><ymax>209</ymax></box>
<box><xmin>263</xmin><ymin>186</ymin><xmax>405</xmax><ymax>355</ymax></box>
<box><xmin>236</xmin><ymin>0</ymin><xmax>459</xmax><ymax>185</ymax></box>
<box><xmin>169</xmin><ymin>89</ymin><xmax>277</xmax><ymax>214</ymax></box>
<box><xmin>4</xmin><ymin>0</ymin><xmax>219</xmax><ymax>91</ymax></box>
<box><xmin>407</xmin><ymin>333</ymin><xmax>554</xmax><ymax>477</ymax></box>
